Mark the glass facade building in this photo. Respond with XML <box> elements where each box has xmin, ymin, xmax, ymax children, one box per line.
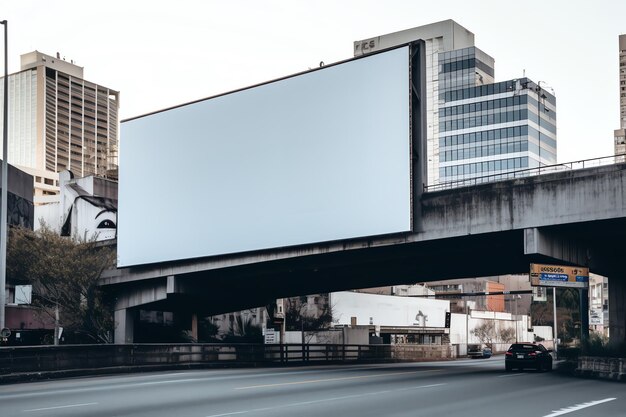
<box><xmin>438</xmin><ymin>78</ymin><xmax>556</xmax><ymax>183</ymax></box>
<box><xmin>354</xmin><ymin>20</ymin><xmax>557</xmax><ymax>187</ymax></box>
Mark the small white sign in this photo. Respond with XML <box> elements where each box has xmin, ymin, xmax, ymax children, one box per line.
<box><xmin>533</xmin><ymin>287</ymin><xmax>547</xmax><ymax>302</ymax></box>
<box><xmin>264</xmin><ymin>329</ymin><xmax>278</xmax><ymax>344</ymax></box>
<box><xmin>15</xmin><ymin>285</ymin><xmax>32</xmax><ymax>305</ymax></box>
<box><xmin>590</xmin><ymin>309</ymin><xmax>604</xmax><ymax>326</ymax></box>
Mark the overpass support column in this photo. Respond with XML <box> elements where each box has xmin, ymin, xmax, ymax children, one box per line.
<box><xmin>191</xmin><ymin>313</ymin><xmax>198</xmax><ymax>341</ymax></box>
<box><xmin>114</xmin><ymin>308</ymin><xmax>136</xmax><ymax>344</ymax></box>
<box><xmin>609</xmin><ymin>275</ymin><xmax>626</xmax><ymax>344</ymax></box>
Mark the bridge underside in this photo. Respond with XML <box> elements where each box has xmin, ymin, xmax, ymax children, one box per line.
<box><xmin>109</xmin><ymin>218</ymin><xmax>626</xmax><ymax>344</ymax></box>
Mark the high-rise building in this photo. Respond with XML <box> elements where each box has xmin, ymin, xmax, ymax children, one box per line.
<box><xmin>614</xmin><ymin>34</ymin><xmax>626</xmax><ymax>162</ymax></box>
<box><xmin>438</xmin><ymin>77</ymin><xmax>556</xmax><ymax>183</ymax></box>
<box><xmin>0</xmin><ymin>51</ymin><xmax>119</xmax><ymax>204</ymax></box>
<box><xmin>354</xmin><ymin>20</ymin><xmax>556</xmax><ymax>186</ymax></box>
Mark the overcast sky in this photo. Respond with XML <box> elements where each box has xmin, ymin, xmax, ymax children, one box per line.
<box><xmin>3</xmin><ymin>0</ymin><xmax>625</xmax><ymax>162</ymax></box>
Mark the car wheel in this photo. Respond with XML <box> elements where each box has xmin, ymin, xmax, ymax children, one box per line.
<box><xmin>547</xmin><ymin>360</ymin><xmax>553</xmax><ymax>372</ymax></box>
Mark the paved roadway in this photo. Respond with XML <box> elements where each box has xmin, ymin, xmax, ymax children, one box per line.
<box><xmin>0</xmin><ymin>356</ymin><xmax>623</xmax><ymax>417</ymax></box>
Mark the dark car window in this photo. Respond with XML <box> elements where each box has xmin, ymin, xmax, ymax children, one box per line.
<box><xmin>508</xmin><ymin>344</ymin><xmax>537</xmax><ymax>351</ymax></box>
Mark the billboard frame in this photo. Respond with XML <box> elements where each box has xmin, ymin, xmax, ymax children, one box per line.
<box><xmin>119</xmin><ymin>41</ymin><xmax>427</xmax><ymax>268</ymax></box>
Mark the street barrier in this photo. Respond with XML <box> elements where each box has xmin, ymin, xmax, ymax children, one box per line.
<box><xmin>0</xmin><ymin>343</ymin><xmax>417</xmax><ymax>376</ymax></box>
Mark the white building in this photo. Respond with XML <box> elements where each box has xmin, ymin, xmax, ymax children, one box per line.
<box><xmin>35</xmin><ymin>170</ymin><xmax>117</xmax><ymax>241</ymax></box>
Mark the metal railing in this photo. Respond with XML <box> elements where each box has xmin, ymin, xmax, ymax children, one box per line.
<box><xmin>0</xmin><ymin>343</ymin><xmax>396</xmax><ymax>375</ymax></box>
<box><xmin>0</xmin><ymin>343</ymin><xmax>456</xmax><ymax>376</ymax></box>
<box><xmin>425</xmin><ymin>154</ymin><xmax>626</xmax><ymax>192</ymax></box>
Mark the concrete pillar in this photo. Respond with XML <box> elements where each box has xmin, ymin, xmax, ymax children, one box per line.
<box><xmin>579</xmin><ymin>288</ymin><xmax>589</xmax><ymax>345</ymax></box>
<box><xmin>191</xmin><ymin>313</ymin><xmax>198</xmax><ymax>342</ymax></box>
<box><xmin>609</xmin><ymin>276</ymin><xmax>626</xmax><ymax>344</ymax></box>
<box><xmin>114</xmin><ymin>308</ymin><xmax>135</xmax><ymax>344</ymax></box>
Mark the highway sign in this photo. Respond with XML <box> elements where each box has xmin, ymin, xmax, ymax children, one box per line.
<box><xmin>530</xmin><ymin>263</ymin><xmax>589</xmax><ymax>288</ymax></box>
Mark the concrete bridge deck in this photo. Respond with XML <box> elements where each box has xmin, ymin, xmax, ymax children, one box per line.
<box><xmin>102</xmin><ymin>163</ymin><xmax>626</xmax><ymax>343</ymax></box>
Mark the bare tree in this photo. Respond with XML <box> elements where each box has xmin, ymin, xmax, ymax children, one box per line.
<box><xmin>285</xmin><ymin>294</ymin><xmax>333</xmax><ymax>343</ymax></box>
<box><xmin>499</xmin><ymin>327</ymin><xmax>516</xmax><ymax>344</ymax></box>
<box><xmin>7</xmin><ymin>225</ymin><xmax>115</xmax><ymax>343</ymax></box>
<box><xmin>471</xmin><ymin>321</ymin><xmax>496</xmax><ymax>349</ymax></box>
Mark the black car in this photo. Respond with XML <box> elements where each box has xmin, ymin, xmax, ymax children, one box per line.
<box><xmin>505</xmin><ymin>343</ymin><xmax>553</xmax><ymax>372</ymax></box>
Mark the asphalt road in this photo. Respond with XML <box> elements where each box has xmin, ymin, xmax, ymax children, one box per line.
<box><xmin>0</xmin><ymin>356</ymin><xmax>623</xmax><ymax>417</ymax></box>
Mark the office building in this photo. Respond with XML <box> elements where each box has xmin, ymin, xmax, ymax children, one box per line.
<box><xmin>354</xmin><ymin>20</ymin><xmax>556</xmax><ymax>185</ymax></box>
<box><xmin>0</xmin><ymin>51</ymin><xmax>119</xmax><ymax>204</ymax></box>
<box><xmin>439</xmin><ymin>77</ymin><xmax>556</xmax><ymax>183</ymax></box>
<box><xmin>615</xmin><ymin>34</ymin><xmax>626</xmax><ymax>162</ymax></box>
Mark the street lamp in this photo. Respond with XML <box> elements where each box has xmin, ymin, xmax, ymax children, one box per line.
<box><xmin>0</xmin><ymin>20</ymin><xmax>8</xmax><ymax>334</ymax></box>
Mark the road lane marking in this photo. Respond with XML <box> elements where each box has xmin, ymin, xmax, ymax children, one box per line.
<box><xmin>497</xmin><ymin>373</ymin><xmax>525</xmax><ymax>378</ymax></box>
<box><xmin>23</xmin><ymin>402</ymin><xmax>98</xmax><ymax>412</ymax></box>
<box><xmin>543</xmin><ymin>398</ymin><xmax>617</xmax><ymax>417</ymax></box>
<box><xmin>0</xmin><ymin>365</ymin><xmax>432</xmax><ymax>400</ymax></box>
<box><xmin>206</xmin><ymin>384</ymin><xmax>446</xmax><ymax>417</ymax></box>
<box><xmin>235</xmin><ymin>369</ymin><xmax>441</xmax><ymax>390</ymax></box>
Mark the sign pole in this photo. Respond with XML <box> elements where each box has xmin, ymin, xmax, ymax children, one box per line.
<box><xmin>0</xmin><ymin>20</ymin><xmax>8</xmax><ymax>334</ymax></box>
<box><xmin>552</xmin><ymin>287</ymin><xmax>558</xmax><ymax>353</ymax></box>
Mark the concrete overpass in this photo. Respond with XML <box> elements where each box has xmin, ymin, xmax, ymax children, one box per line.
<box><xmin>102</xmin><ymin>163</ymin><xmax>626</xmax><ymax>344</ymax></box>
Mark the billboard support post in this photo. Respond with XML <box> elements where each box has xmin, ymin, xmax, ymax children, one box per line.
<box><xmin>552</xmin><ymin>287</ymin><xmax>558</xmax><ymax>353</ymax></box>
<box><xmin>410</xmin><ymin>40</ymin><xmax>426</xmax><ymax>233</ymax></box>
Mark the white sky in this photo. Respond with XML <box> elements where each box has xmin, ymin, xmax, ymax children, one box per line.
<box><xmin>3</xmin><ymin>0</ymin><xmax>626</xmax><ymax>163</ymax></box>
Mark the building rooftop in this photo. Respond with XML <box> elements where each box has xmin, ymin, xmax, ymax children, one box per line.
<box><xmin>20</xmin><ymin>50</ymin><xmax>84</xmax><ymax>78</ymax></box>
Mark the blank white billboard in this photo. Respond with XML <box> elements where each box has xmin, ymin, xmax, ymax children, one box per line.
<box><xmin>119</xmin><ymin>46</ymin><xmax>411</xmax><ymax>267</ymax></box>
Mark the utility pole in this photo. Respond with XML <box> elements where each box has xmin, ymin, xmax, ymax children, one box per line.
<box><xmin>553</xmin><ymin>287</ymin><xmax>558</xmax><ymax>353</ymax></box>
<box><xmin>465</xmin><ymin>303</ymin><xmax>470</xmax><ymax>356</ymax></box>
<box><xmin>0</xmin><ymin>20</ymin><xmax>8</xmax><ymax>333</ymax></box>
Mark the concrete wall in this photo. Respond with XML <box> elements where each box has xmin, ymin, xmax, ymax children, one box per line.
<box><xmin>390</xmin><ymin>344</ymin><xmax>455</xmax><ymax>361</ymax></box>
<box><xmin>420</xmin><ymin>164</ymin><xmax>626</xmax><ymax>242</ymax></box>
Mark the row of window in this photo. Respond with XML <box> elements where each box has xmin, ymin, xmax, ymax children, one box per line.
<box><xmin>440</xmin><ymin>140</ymin><xmax>528</xmax><ymax>162</ymax></box>
<box><xmin>440</xmin><ymin>157</ymin><xmax>530</xmax><ymax>178</ymax></box>
<box><xmin>440</xmin><ymin>109</ymin><xmax>556</xmax><ymax>134</ymax></box>
<box><xmin>440</xmin><ymin>125</ymin><xmax>557</xmax><ymax>150</ymax></box>
<box><xmin>441</xmin><ymin>58</ymin><xmax>477</xmax><ymax>74</ymax></box>
<box><xmin>440</xmin><ymin>95</ymin><xmax>529</xmax><ymax>117</ymax></box>
<box><xmin>442</xmin><ymin>79</ymin><xmax>519</xmax><ymax>102</ymax></box>
<box><xmin>440</xmin><ymin>125</ymin><xmax>529</xmax><ymax>147</ymax></box>
<box><xmin>441</xmin><ymin>78</ymin><xmax>556</xmax><ymax>106</ymax></box>
<box><xmin>440</xmin><ymin>109</ymin><xmax>523</xmax><ymax>131</ymax></box>
<box><xmin>439</xmin><ymin>47</ymin><xmax>477</xmax><ymax>60</ymax></box>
